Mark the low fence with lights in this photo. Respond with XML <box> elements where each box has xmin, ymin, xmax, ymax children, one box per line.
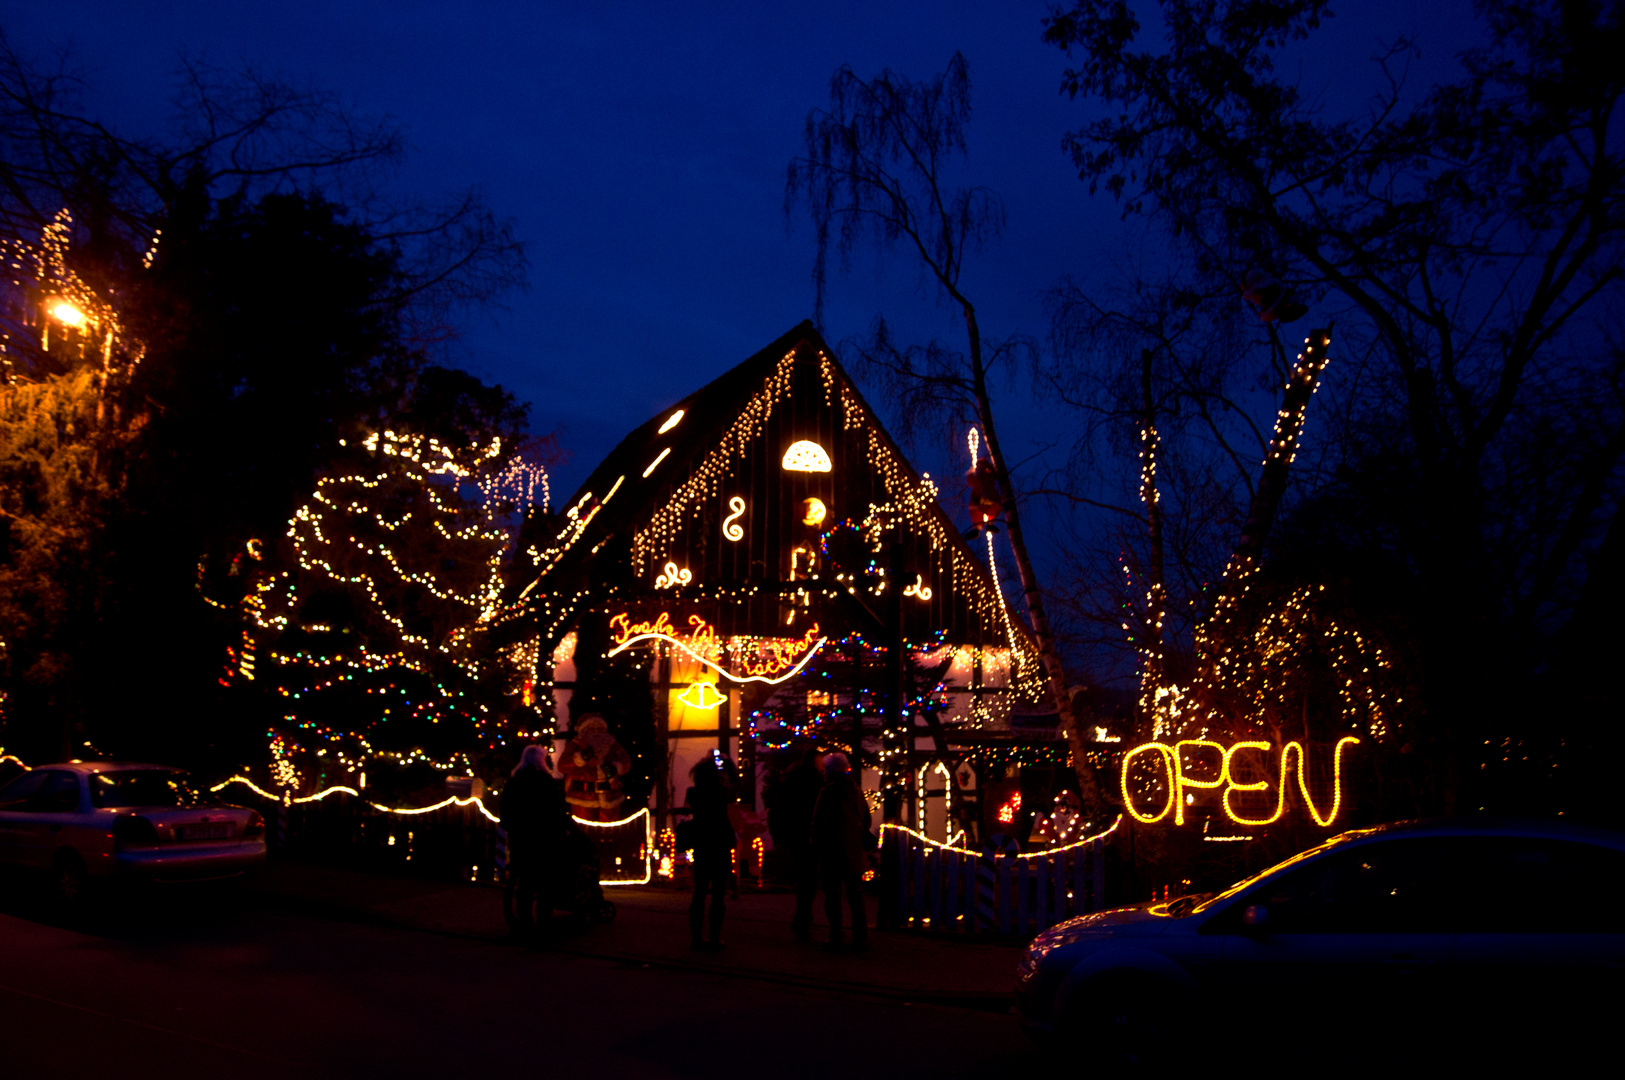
<box><xmin>205</xmin><ymin>776</ymin><xmax>652</xmax><ymax>887</ymax></box>
<box><xmin>882</xmin><ymin>818</ymin><xmax>1118</xmax><ymax>937</ymax></box>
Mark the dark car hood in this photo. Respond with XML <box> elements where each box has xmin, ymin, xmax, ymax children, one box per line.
<box><xmin>1050</xmin><ymin>903</ymin><xmax>1171</xmax><ymax>936</ymax></box>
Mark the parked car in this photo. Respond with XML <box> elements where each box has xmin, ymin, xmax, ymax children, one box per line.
<box><xmin>1017</xmin><ymin>818</ymin><xmax>1625</xmax><ymax>1070</ymax></box>
<box><xmin>0</xmin><ymin>761</ymin><xmax>266</xmax><ymax>905</ymax></box>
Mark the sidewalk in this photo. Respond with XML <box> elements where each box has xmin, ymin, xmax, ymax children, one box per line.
<box><xmin>252</xmin><ymin>860</ymin><xmax>1022</xmax><ymax>1010</ymax></box>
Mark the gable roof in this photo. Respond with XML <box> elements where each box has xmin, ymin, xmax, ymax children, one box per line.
<box><xmin>498</xmin><ymin>321</ymin><xmax>1042</xmax><ymax>689</ymax></box>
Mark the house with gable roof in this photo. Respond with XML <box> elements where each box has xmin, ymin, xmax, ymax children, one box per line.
<box><xmin>494</xmin><ymin>321</ymin><xmax>1054</xmax><ymax>843</ymax></box>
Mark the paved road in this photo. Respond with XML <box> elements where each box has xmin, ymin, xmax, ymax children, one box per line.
<box><xmin>0</xmin><ymin>889</ymin><xmax>1048</xmax><ymax>1079</ymax></box>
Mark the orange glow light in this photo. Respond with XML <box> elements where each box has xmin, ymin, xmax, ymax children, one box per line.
<box><xmin>49</xmin><ymin>299</ymin><xmax>87</xmax><ymax>327</ymax></box>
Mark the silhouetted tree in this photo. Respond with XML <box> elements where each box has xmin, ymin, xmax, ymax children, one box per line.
<box><xmin>786</xmin><ymin>54</ymin><xmax>1102</xmax><ymax>809</ymax></box>
<box><xmin>1043</xmin><ymin>0</ymin><xmax>1625</xmax><ymax>811</ymax></box>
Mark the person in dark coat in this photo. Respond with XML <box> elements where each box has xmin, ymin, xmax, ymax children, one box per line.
<box><xmin>767</xmin><ymin>744</ymin><xmax>824</xmax><ymax>941</ymax></box>
<box><xmin>501</xmin><ymin>744</ymin><xmax>569</xmax><ymax>940</ymax></box>
<box><xmin>811</xmin><ymin>751</ymin><xmax>870</xmax><ymax>951</ymax></box>
<box><xmin>683</xmin><ymin>750</ymin><xmax>737</xmax><ymax>951</ymax></box>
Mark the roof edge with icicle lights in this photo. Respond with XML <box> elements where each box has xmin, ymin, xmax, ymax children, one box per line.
<box><xmin>493</xmin><ymin>320</ymin><xmax>1046</xmax><ymax>704</ymax></box>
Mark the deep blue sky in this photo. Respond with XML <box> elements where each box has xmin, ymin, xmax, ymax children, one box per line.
<box><xmin>5</xmin><ymin>1</ymin><xmax>1482</xmax><ymax>505</ymax></box>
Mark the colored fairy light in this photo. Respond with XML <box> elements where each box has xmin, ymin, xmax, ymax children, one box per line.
<box><xmin>251</xmin><ymin>428</ymin><xmax>546</xmax><ymax>770</ymax></box>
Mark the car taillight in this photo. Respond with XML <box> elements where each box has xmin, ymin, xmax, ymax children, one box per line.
<box><xmin>243</xmin><ymin>811</ymin><xmax>264</xmax><ymax>838</ymax></box>
<box><xmin>112</xmin><ymin>814</ymin><xmax>159</xmax><ymax>848</ymax></box>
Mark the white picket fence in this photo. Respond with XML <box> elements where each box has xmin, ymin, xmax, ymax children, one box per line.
<box><xmin>886</xmin><ymin>825</ymin><xmax>1111</xmax><ymax>937</ymax></box>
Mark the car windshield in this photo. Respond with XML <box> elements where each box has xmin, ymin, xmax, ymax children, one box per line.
<box><xmin>1165</xmin><ymin>892</ymin><xmax>1215</xmax><ymax>918</ymax></box>
<box><xmin>89</xmin><ymin>770</ymin><xmax>190</xmax><ymax>809</ymax></box>
<box><xmin>1191</xmin><ymin>830</ymin><xmax>1375</xmax><ymax>914</ymax></box>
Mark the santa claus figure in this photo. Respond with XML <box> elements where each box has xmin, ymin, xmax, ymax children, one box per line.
<box><xmin>559</xmin><ymin>715</ymin><xmax>633</xmax><ymax>821</ymax></box>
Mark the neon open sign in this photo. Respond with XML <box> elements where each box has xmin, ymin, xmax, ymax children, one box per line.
<box><xmin>1120</xmin><ymin>737</ymin><xmax>1360</xmax><ymax>828</ymax></box>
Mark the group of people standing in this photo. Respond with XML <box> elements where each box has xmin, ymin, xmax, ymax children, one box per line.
<box><xmin>500</xmin><ymin>744</ymin><xmax>575</xmax><ymax>941</ymax></box>
<box><xmin>766</xmin><ymin>746</ymin><xmax>873</xmax><ymax>950</ymax></box>
<box><xmin>684</xmin><ymin>745</ymin><xmax>872</xmax><ymax>951</ymax></box>
<box><xmin>500</xmin><ymin>740</ymin><xmax>876</xmax><ymax>953</ymax></box>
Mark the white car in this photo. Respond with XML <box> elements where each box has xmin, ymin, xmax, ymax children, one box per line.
<box><xmin>0</xmin><ymin>761</ymin><xmax>266</xmax><ymax>904</ymax></box>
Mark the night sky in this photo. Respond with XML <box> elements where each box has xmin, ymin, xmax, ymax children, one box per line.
<box><xmin>7</xmin><ymin>1</ymin><xmax>1480</xmax><ymax>506</ymax></box>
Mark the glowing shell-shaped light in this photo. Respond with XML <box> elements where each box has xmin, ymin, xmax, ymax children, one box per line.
<box><xmin>801</xmin><ymin>497</ymin><xmax>827</xmax><ymax>526</ymax></box>
<box><xmin>782</xmin><ymin>440</ymin><xmax>832</xmax><ymax>473</ymax></box>
<box><xmin>677</xmin><ymin>682</ymin><xmax>727</xmax><ymax>711</ymax></box>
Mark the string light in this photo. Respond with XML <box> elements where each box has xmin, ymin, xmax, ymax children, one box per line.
<box><xmin>4</xmin><ymin>210</ymin><xmax>145</xmax><ymax>379</ymax></box>
<box><xmin>207</xmin><ymin>775</ymin><xmax>653</xmax><ymax>884</ymax></box>
<box><xmin>253</xmin><ymin>429</ymin><xmax>548</xmax><ymax>777</ymax></box>
<box><xmin>914</xmin><ymin>760</ymin><xmax>953</xmax><ymax>840</ymax></box>
<box><xmin>1121</xmin><ymin>737</ymin><xmax>1360</xmax><ymax>827</ymax></box>
<box><xmin>617</xmin><ymin>346</ymin><xmax>1042</xmax><ymax>702</ymax></box>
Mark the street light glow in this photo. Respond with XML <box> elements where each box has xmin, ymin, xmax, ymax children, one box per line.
<box><xmin>49</xmin><ymin>299</ymin><xmax>87</xmax><ymax>327</ymax></box>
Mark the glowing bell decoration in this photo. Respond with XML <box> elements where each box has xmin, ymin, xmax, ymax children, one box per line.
<box><xmin>677</xmin><ymin>682</ymin><xmax>728</xmax><ymax>711</ymax></box>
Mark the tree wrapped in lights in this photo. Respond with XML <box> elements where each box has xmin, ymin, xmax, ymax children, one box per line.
<box><xmin>255</xmin><ymin>430</ymin><xmax>545</xmax><ymax>789</ymax></box>
<box><xmin>0</xmin><ymin>212</ymin><xmax>145</xmax><ymax>758</ymax></box>
<box><xmin>1112</xmin><ymin>329</ymin><xmax>1421</xmax><ymax>840</ymax></box>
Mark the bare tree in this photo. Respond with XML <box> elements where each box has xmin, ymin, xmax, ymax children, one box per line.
<box><xmin>0</xmin><ymin>32</ymin><xmax>523</xmax><ymax>336</ymax></box>
<box><xmin>1044</xmin><ymin>0</ymin><xmax>1625</xmax><ymax>810</ymax></box>
<box><xmin>786</xmin><ymin>54</ymin><xmax>1102</xmax><ymax>804</ymax></box>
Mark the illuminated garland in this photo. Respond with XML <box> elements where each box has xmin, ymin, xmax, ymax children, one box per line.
<box><xmin>618</xmin><ymin>346</ymin><xmax>1043</xmax><ymax>706</ymax></box>
<box><xmin>207</xmin><ymin>775</ymin><xmax>654</xmax><ymax>886</ymax></box>
<box><xmin>632</xmin><ymin>347</ymin><xmax>805</xmax><ymax>572</ymax></box>
<box><xmin>251</xmin><ymin>431</ymin><xmax>549</xmax><ymax>774</ymax></box>
<box><xmin>1115</xmin><ymin>330</ymin><xmax>1401</xmax><ymax>831</ymax></box>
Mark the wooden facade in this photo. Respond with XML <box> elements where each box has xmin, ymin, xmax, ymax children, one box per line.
<box><xmin>496</xmin><ymin>322</ymin><xmax>1051</xmax><ymax>831</ymax></box>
